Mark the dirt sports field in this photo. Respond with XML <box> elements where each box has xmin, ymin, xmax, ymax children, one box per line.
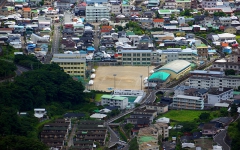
<box><xmin>92</xmin><ymin>66</ymin><xmax>155</xmax><ymax>91</ymax></box>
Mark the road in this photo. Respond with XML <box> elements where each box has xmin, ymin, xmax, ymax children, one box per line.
<box><xmin>68</xmin><ymin>124</ymin><xmax>77</xmax><ymax>147</ymax></box>
<box><xmin>92</xmin><ymin>24</ymin><xmax>100</xmax><ymax>51</ymax></box>
<box><xmin>44</xmin><ymin>23</ymin><xmax>61</xmax><ymax>64</ymax></box>
<box><xmin>214</xmin><ymin>129</ymin><xmax>230</xmax><ymax>150</ymax></box>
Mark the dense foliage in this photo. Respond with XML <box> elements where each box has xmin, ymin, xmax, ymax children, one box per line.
<box><xmin>0</xmin><ymin>60</ymin><xmax>16</xmax><ymax>79</ymax></box>
<box><xmin>0</xmin><ymin>135</ymin><xmax>48</xmax><ymax>150</ymax></box>
<box><xmin>228</xmin><ymin>119</ymin><xmax>240</xmax><ymax>150</ymax></box>
<box><xmin>0</xmin><ymin>55</ymin><xmax>87</xmax><ymax>148</ymax></box>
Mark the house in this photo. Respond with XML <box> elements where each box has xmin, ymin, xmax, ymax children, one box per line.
<box><xmin>133</xmin><ymin>108</ymin><xmax>158</xmax><ymax>118</ymax></box>
<box><xmin>211</xmin><ymin>117</ymin><xmax>233</xmax><ymax>126</ymax></box>
<box><xmin>22</xmin><ymin>7</ymin><xmax>31</xmax><ymax>18</ymax></box>
<box><xmin>224</xmin><ymin>26</ymin><xmax>237</xmax><ymax>34</ymax></box>
<box><xmin>153</xmin><ymin>19</ymin><xmax>164</xmax><ymax>28</ymax></box>
<box><xmin>138</xmin><ymin>18</ymin><xmax>153</xmax><ymax>29</ymax></box>
<box><xmin>218</xmin><ymin>17</ymin><xmax>232</xmax><ymax>26</ymax></box>
<box><xmin>146</xmin><ymin>103</ymin><xmax>168</xmax><ymax>114</ymax></box>
<box><xmin>196</xmin><ymin>43</ymin><xmax>208</xmax><ymax>59</ymax></box>
<box><xmin>34</xmin><ymin>108</ymin><xmax>47</xmax><ymax>118</ymax></box>
<box><xmin>61</xmin><ymin>38</ymin><xmax>76</xmax><ymax>50</ymax></box>
<box><xmin>208</xmin><ymin>88</ymin><xmax>233</xmax><ymax>105</ymax></box>
<box><xmin>90</xmin><ymin>113</ymin><xmax>107</xmax><ymax>119</ymax></box>
<box><xmin>101</xmin><ymin>25</ymin><xmax>112</xmax><ymax>33</ymax></box>
<box><xmin>180</xmin><ymin>136</ymin><xmax>195</xmax><ymax>148</ymax></box>
<box><xmin>122</xmin><ymin>4</ymin><xmax>132</xmax><ymax>16</ymax></box>
<box><xmin>202</xmin><ymin>123</ymin><xmax>218</xmax><ymax>136</ymax></box>
<box><xmin>160</xmin><ymin>97</ymin><xmax>173</xmax><ymax>105</ymax></box>
<box><xmin>111</xmin><ymin>3</ymin><xmax>121</xmax><ymax>15</ymax></box>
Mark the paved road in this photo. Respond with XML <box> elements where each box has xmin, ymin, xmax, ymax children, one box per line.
<box><xmin>93</xmin><ymin>24</ymin><xmax>100</xmax><ymax>50</ymax></box>
<box><xmin>15</xmin><ymin>65</ymin><xmax>30</xmax><ymax>76</ymax></box>
<box><xmin>68</xmin><ymin>124</ymin><xmax>77</xmax><ymax>147</ymax></box>
<box><xmin>214</xmin><ymin>129</ymin><xmax>230</xmax><ymax>150</ymax></box>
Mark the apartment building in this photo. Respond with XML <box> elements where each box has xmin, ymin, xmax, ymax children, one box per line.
<box><xmin>218</xmin><ymin>17</ymin><xmax>232</xmax><ymax>26</ymax></box>
<box><xmin>189</xmin><ymin>75</ymin><xmax>240</xmax><ymax>89</ymax></box>
<box><xmin>51</xmin><ymin>54</ymin><xmax>86</xmax><ymax>78</ymax></box>
<box><xmin>111</xmin><ymin>3</ymin><xmax>121</xmax><ymax>15</ymax></box>
<box><xmin>22</xmin><ymin>7</ymin><xmax>31</xmax><ymax>18</ymax></box>
<box><xmin>101</xmin><ymin>95</ymin><xmax>128</xmax><ymax>109</ymax></box>
<box><xmin>163</xmin><ymin>0</ymin><xmax>177</xmax><ymax>9</ymax></box>
<box><xmin>211</xmin><ymin>33</ymin><xmax>236</xmax><ymax>43</ymax></box>
<box><xmin>119</xmin><ymin>49</ymin><xmax>152</xmax><ymax>65</ymax></box>
<box><xmin>172</xmin><ymin>95</ymin><xmax>204</xmax><ymax>110</ymax></box>
<box><xmin>196</xmin><ymin>44</ymin><xmax>208</xmax><ymax>59</ymax></box>
<box><xmin>229</xmin><ymin>50</ymin><xmax>240</xmax><ymax>63</ymax></box>
<box><xmin>86</xmin><ymin>3</ymin><xmax>110</xmax><ymax>23</ymax></box>
<box><xmin>201</xmin><ymin>0</ymin><xmax>218</xmax><ymax>8</ymax></box>
<box><xmin>176</xmin><ymin>0</ymin><xmax>191</xmax><ymax>9</ymax></box>
<box><xmin>211</xmin><ymin>61</ymin><xmax>240</xmax><ymax>72</ymax></box>
<box><xmin>208</xmin><ymin>88</ymin><xmax>233</xmax><ymax>105</ymax></box>
<box><xmin>122</xmin><ymin>4</ymin><xmax>132</xmax><ymax>16</ymax></box>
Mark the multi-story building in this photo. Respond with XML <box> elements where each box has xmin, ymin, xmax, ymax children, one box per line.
<box><xmin>119</xmin><ymin>49</ymin><xmax>152</xmax><ymax>65</ymax></box>
<box><xmin>44</xmin><ymin>0</ymin><xmax>52</xmax><ymax>5</ymax></box>
<box><xmin>196</xmin><ymin>44</ymin><xmax>209</xmax><ymax>59</ymax></box>
<box><xmin>229</xmin><ymin>49</ymin><xmax>240</xmax><ymax>63</ymax></box>
<box><xmin>111</xmin><ymin>3</ymin><xmax>121</xmax><ymax>15</ymax></box>
<box><xmin>22</xmin><ymin>7</ymin><xmax>31</xmax><ymax>18</ymax></box>
<box><xmin>163</xmin><ymin>0</ymin><xmax>177</xmax><ymax>9</ymax></box>
<box><xmin>208</xmin><ymin>88</ymin><xmax>233</xmax><ymax>105</ymax></box>
<box><xmin>176</xmin><ymin>0</ymin><xmax>191</xmax><ymax>9</ymax></box>
<box><xmin>86</xmin><ymin>3</ymin><xmax>110</xmax><ymax>23</ymax></box>
<box><xmin>191</xmin><ymin>0</ymin><xmax>197</xmax><ymax>9</ymax></box>
<box><xmin>101</xmin><ymin>95</ymin><xmax>128</xmax><ymax>109</ymax></box>
<box><xmin>51</xmin><ymin>54</ymin><xmax>86</xmax><ymax>78</ymax></box>
<box><xmin>122</xmin><ymin>4</ymin><xmax>132</xmax><ymax>16</ymax></box>
<box><xmin>189</xmin><ymin>75</ymin><xmax>240</xmax><ymax>89</ymax></box>
<box><xmin>211</xmin><ymin>60</ymin><xmax>240</xmax><ymax>72</ymax></box>
<box><xmin>201</xmin><ymin>0</ymin><xmax>218</xmax><ymax>8</ymax></box>
<box><xmin>172</xmin><ymin>95</ymin><xmax>204</xmax><ymax>110</ymax></box>
<box><xmin>153</xmin><ymin>19</ymin><xmax>164</xmax><ymax>28</ymax></box>
<box><xmin>211</xmin><ymin>33</ymin><xmax>236</xmax><ymax>43</ymax></box>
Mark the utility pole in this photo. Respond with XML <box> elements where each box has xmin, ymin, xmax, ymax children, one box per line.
<box><xmin>148</xmin><ymin>65</ymin><xmax>149</xmax><ymax>94</ymax></box>
<box><xmin>140</xmin><ymin>75</ymin><xmax>143</xmax><ymax>90</ymax></box>
<box><xmin>113</xmin><ymin>74</ymin><xmax>117</xmax><ymax>89</ymax></box>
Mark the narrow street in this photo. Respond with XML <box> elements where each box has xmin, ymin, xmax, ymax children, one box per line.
<box><xmin>214</xmin><ymin>129</ymin><xmax>230</xmax><ymax>150</ymax></box>
<box><xmin>68</xmin><ymin>124</ymin><xmax>77</xmax><ymax>147</ymax></box>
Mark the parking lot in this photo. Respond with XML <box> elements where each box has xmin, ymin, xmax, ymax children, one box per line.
<box><xmin>92</xmin><ymin>66</ymin><xmax>155</xmax><ymax>91</ymax></box>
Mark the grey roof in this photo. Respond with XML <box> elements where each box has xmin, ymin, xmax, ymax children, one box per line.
<box><xmin>157</xmin><ymin>60</ymin><xmax>191</xmax><ymax>73</ymax></box>
<box><xmin>211</xmin><ymin>117</ymin><xmax>233</xmax><ymax>124</ymax></box>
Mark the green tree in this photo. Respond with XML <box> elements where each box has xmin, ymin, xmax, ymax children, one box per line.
<box><xmin>0</xmin><ymin>135</ymin><xmax>48</xmax><ymax>150</ymax></box>
<box><xmin>129</xmin><ymin>137</ymin><xmax>139</xmax><ymax>150</ymax></box>
<box><xmin>199</xmin><ymin>112</ymin><xmax>210</xmax><ymax>121</ymax></box>
<box><xmin>225</xmin><ymin>69</ymin><xmax>236</xmax><ymax>75</ymax></box>
<box><xmin>0</xmin><ymin>60</ymin><xmax>17</xmax><ymax>79</ymax></box>
<box><xmin>117</xmin><ymin>26</ymin><xmax>123</xmax><ymax>31</ymax></box>
<box><xmin>230</xmin><ymin>104</ymin><xmax>238</xmax><ymax>117</ymax></box>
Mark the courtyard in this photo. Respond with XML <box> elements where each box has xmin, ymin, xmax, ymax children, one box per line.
<box><xmin>91</xmin><ymin>66</ymin><xmax>155</xmax><ymax>91</ymax></box>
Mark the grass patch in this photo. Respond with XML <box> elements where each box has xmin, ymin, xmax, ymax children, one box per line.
<box><xmin>159</xmin><ymin>110</ymin><xmax>211</xmax><ymax>122</ymax></box>
<box><xmin>95</xmin><ymin>94</ymin><xmax>104</xmax><ymax>102</ymax></box>
<box><xmin>0</xmin><ymin>46</ymin><xmax>20</xmax><ymax>60</ymax></box>
<box><xmin>118</xmin><ymin>127</ymin><xmax>128</xmax><ymax>142</ymax></box>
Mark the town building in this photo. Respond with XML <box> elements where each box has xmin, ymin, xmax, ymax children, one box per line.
<box><xmin>119</xmin><ymin>50</ymin><xmax>152</xmax><ymax>65</ymax></box>
<box><xmin>51</xmin><ymin>54</ymin><xmax>86</xmax><ymax>78</ymax></box>
<box><xmin>101</xmin><ymin>95</ymin><xmax>128</xmax><ymax>109</ymax></box>
<box><xmin>208</xmin><ymin>88</ymin><xmax>233</xmax><ymax>105</ymax></box>
<box><xmin>86</xmin><ymin>3</ymin><xmax>110</xmax><ymax>23</ymax></box>
<box><xmin>176</xmin><ymin>0</ymin><xmax>191</xmax><ymax>9</ymax></box>
<box><xmin>172</xmin><ymin>95</ymin><xmax>204</xmax><ymax>110</ymax></box>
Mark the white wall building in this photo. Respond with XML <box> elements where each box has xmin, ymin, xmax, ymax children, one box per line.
<box><xmin>101</xmin><ymin>95</ymin><xmax>128</xmax><ymax>109</ymax></box>
<box><xmin>122</xmin><ymin>4</ymin><xmax>132</xmax><ymax>16</ymax></box>
<box><xmin>189</xmin><ymin>76</ymin><xmax>240</xmax><ymax>89</ymax></box>
<box><xmin>111</xmin><ymin>3</ymin><xmax>121</xmax><ymax>15</ymax></box>
<box><xmin>172</xmin><ymin>95</ymin><xmax>204</xmax><ymax>110</ymax></box>
<box><xmin>201</xmin><ymin>0</ymin><xmax>218</xmax><ymax>8</ymax></box>
<box><xmin>34</xmin><ymin>108</ymin><xmax>47</xmax><ymax>118</ymax></box>
<box><xmin>113</xmin><ymin>89</ymin><xmax>145</xmax><ymax>96</ymax></box>
<box><xmin>86</xmin><ymin>3</ymin><xmax>110</xmax><ymax>23</ymax></box>
<box><xmin>208</xmin><ymin>88</ymin><xmax>233</xmax><ymax>105</ymax></box>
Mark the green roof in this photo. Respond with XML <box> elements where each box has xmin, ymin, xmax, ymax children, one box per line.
<box><xmin>101</xmin><ymin>95</ymin><xmax>127</xmax><ymax>100</ymax></box>
<box><xmin>126</xmin><ymin>31</ymin><xmax>135</xmax><ymax>36</ymax></box>
<box><xmin>93</xmin><ymin>109</ymin><xmax>100</xmax><ymax>113</ymax></box>
<box><xmin>159</xmin><ymin>9</ymin><xmax>171</xmax><ymax>13</ymax></box>
<box><xmin>31</xmin><ymin>10</ymin><xmax>38</xmax><ymax>13</ymax></box>
<box><xmin>234</xmin><ymin>91</ymin><xmax>240</xmax><ymax>95</ymax></box>
<box><xmin>138</xmin><ymin>136</ymin><xmax>157</xmax><ymax>144</ymax></box>
<box><xmin>196</xmin><ymin>44</ymin><xmax>207</xmax><ymax>48</ymax></box>
<box><xmin>149</xmin><ymin>71</ymin><xmax>170</xmax><ymax>81</ymax></box>
<box><xmin>82</xmin><ymin>131</ymin><xmax>88</xmax><ymax>134</ymax></box>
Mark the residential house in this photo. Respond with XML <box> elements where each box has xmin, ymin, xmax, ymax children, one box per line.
<box><xmin>202</xmin><ymin>123</ymin><xmax>218</xmax><ymax>136</ymax></box>
<box><xmin>176</xmin><ymin>0</ymin><xmax>191</xmax><ymax>9</ymax></box>
<box><xmin>153</xmin><ymin>19</ymin><xmax>164</xmax><ymax>28</ymax></box>
<box><xmin>147</xmin><ymin>0</ymin><xmax>160</xmax><ymax>8</ymax></box>
<box><xmin>86</xmin><ymin>3</ymin><xmax>110</xmax><ymax>23</ymax></box>
<box><xmin>74</xmin><ymin>4</ymin><xmax>86</xmax><ymax>16</ymax></box>
<box><xmin>34</xmin><ymin>108</ymin><xmax>47</xmax><ymax>119</ymax></box>
<box><xmin>0</xmin><ymin>6</ymin><xmax>14</xmax><ymax>16</ymax></box>
<box><xmin>184</xmin><ymin>88</ymin><xmax>208</xmax><ymax>100</ymax></box>
<box><xmin>133</xmin><ymin>108</ymin><xmax>158</xmax><ymax>118</ymax></box>
<box><xmin>63</xmin><ymin>112</ymin><xmax>85</xmax><ymax>119</ymax></box>
<box><xmin>61</xmin><ymin>38</ymin><xmax>76</xmax><ymax>51</ymax></box>
<box><xmin>218</xmin><ymin>17</ymin><xmax>232</xmax><ymax>26</ymax></box>
<box><xmin>211</xmin><ymin>117</ymin><xmax>233</xmax><ymax>127</ymax></box>
<box><xmin>101</xmin><ymin>95</ymin><xmax>128</xmax><ymax>109</ymax></box>
<box><xmin>152</xmin><ymin>32</ymin><xmax>175</xmax><ymax>44</ymax></box>
<box><xmin>138</xmin><ymin>18</ymin><xmax>153</xmax><ymax>29</ymax></box>
<box><xmin>211</xmin><ymin>33</ymin><xmax>236</xmax><ymax>44</ymax></box>
<box><xmin>44</xmin><ymin>0</ymin><xmax>52</xmax><ymax>5</ymax></box>
<box><xmin>224</xmin><ymin>26</ymin><xmax>237</xmax><ymax>34</ymax></box>
<box><xmin>208</xmin><ymin>88</ymin><xmax>233</xmax><ymax>105</ymax></box>
<box><xmin>38</xmin><ymin>17</ymin><xmax>52</xmax><ymax>30</ymax></box>
<box><xmin>146</xmin><ymin>103</ymin><xmax>169</xmax><ymax>114</ymax></box>
<box><xmin>229</xmin><ymin>49</ymin><xmax>240</xmax><ymax>63</ymax></box>
<box><xmin>161</xmin><ymin>97</ymin><xmax>173</xmax><ymax>105</ymax></box>
<box><xmin>22</xmin><ymin>7</ymin><xmax>31</xmax><ymax>18</ymax></box>
<box><xmin>101</xmin><ymin>25</ymin><xmax>113</xmax><ymax>35</ymax></box>
<box><xmin>172</xmin><ymin>95</ymin><xmax>204</xmax><ymax>110</ymax></box>
<box><xmin>196</xmin><ymin>43</ymin><xmax>208</xmax><ymax>59</ymax></box>
<box><xmin>127</xmin><ymin>114</ymin><xmax>154</xmax><ymax>123</ymax></box>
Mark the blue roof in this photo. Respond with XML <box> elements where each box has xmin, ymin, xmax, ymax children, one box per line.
<box><xmin>87</xmin><ymin>46</ymin><xmax>95</xmax><ymax>51</ymax></box>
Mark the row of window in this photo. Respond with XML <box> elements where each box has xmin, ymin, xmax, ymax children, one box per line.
<box><xmin>58</xmin><ymin>62</ymin><xmax>85</xmax><ymax>65</ymax></box>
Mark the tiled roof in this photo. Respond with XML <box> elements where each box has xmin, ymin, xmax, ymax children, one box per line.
<box><xmin>23</xmin><ymin>7</ymin><xmax>31</xmax><ymax>12</ymax></box>
<box><xmin>153</xmin><ymin>19</ymin><xmax>164</xmax><ymax>22</ymax></box>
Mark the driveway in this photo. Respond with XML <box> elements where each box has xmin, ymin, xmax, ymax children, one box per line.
<box><xmin>68</xmin><ymin>124</ymin><xmax>77</xmax><ymax>147</ymax></box>
<box><xmin>214</xmin><ymin>129</ymin><xmax>230</xmax><ymax>150</ymax></box>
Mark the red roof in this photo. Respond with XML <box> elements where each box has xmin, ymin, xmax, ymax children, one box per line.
<box><xmin>221</xmin><ymin>42</ymin><xmax>228</xmax><ymax>47</ymax></box>
<box><xmin>219</xmin><ymin>26</ymin><xmax>225</xmax><ymax>30</ymax></box>
<box><xmin>153</xmin><ymin>19</ymin><xmax>164</xmax><ymax>23</ymax></box>
<box><xmin>101</xmin><ymin>26</ymin><xmax>112</xmax><ymax>32</ymax></box>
